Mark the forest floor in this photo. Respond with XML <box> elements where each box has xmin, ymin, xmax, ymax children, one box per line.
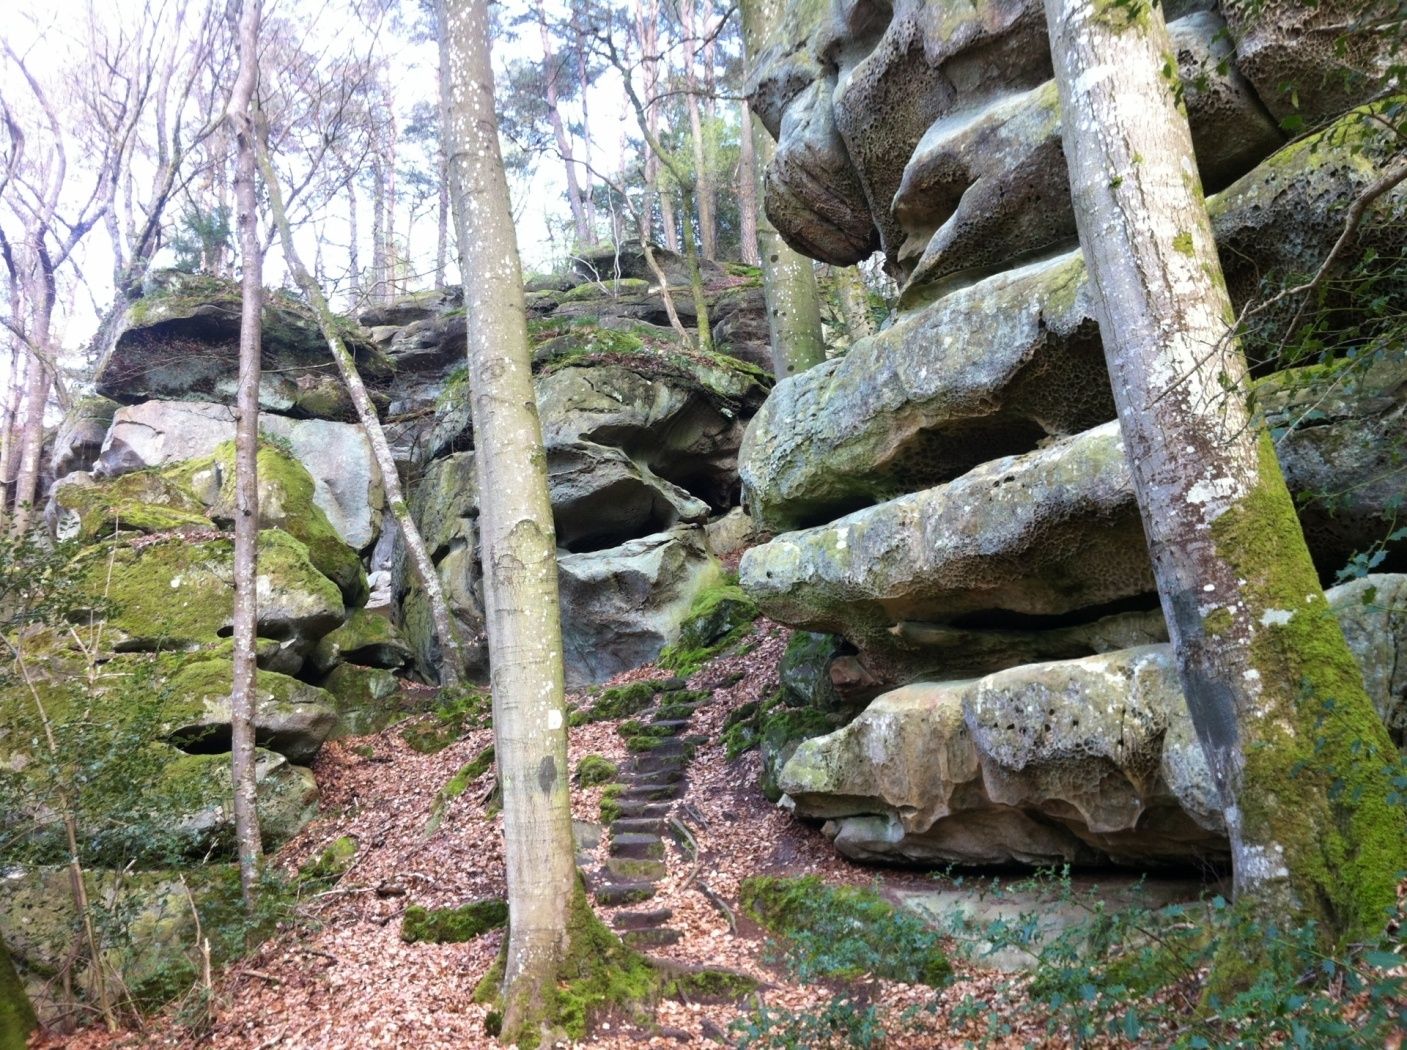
<box><xmin>43</xmin><ymin>618</ymin><xmax>1240</xmax><ymax>1049</ymax></box>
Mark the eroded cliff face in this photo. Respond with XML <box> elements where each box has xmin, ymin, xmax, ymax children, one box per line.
<box><xmin>740</xmin><ymin>0</ymin><xmax>1406</xmax><ymax>866</ymax></box>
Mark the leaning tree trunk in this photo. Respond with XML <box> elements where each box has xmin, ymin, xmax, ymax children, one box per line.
<box><xmin>440</xmin><ymin>0</ymin><xmax>577</xmax><ymax>1041</ymax></box>
<box><xmin>0</xmin><ymin>937</ymin><xmax>36</xmax><ymax>1050</ymax></box>
<box><xmin>537</xmin><ymin>0</ymin><xmax>591</xmax><ymax>247</ymax></box>
<box><xmin>681</xmin><ymin>0</ymin><xmax>715</xmax><ymax>260</ymax></box>
<box><xmin>1044</xmin><ymin>0</ymin><xmax>1406</xmax><ymax>978</ymax></box>
<box><xmin>832</xmin><ymin>265</ymin><xmax>876</xmax><ymax>344</ymax></box>
<box><xmin>254</xmin><ymin>145</ymin><xmax>466</xmax><ymax>687</ymax></box>
<box><xmin>740</xmin><ymin>0</ymin><xmax>826</xmax><ymax>377</ymax></box>
<box><xmin>227</xmin><ymin>0</ymin><xmax>265</xmax><ymax>913</ymax></box>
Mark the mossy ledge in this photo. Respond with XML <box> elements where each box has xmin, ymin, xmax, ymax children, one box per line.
<box><xmin>476</xmin><ymin>881</ymin><xmax>757</xmax><ymax>1047</ymax></box>
<box><xmin>401</xmin><ymin>899</ymin><xmax>508</xmax><ymax>944</ymax></box>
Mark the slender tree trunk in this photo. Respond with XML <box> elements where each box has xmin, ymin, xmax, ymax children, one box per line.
<box><xmin>10</xmin><ymin>340</ymin><xmax>50</xmax><ymax>537</ymax></box>
<box><xmin>638</xmin><ymin>0</ymin><xmax>678</xmax><ymax>252</ymax></box>
<box><xmin>371</xmin><ymin>157</ymin><xmax>388</xmax><ymax>305</ymax></box>
<box><xmin>435</xmin><ymin>145</ymin><xmax>450</xmax><ymax>289</ymax></box>
<box><xmin>681</xmin><ymin>0</ymin><xmax>715</xmax><ymax>259</ymax></box>
<box><xmin>254</xmin><ymin>146</ymin><xmax>466</xmax><ymax>688</ymax></box>
<box><xmin>832</xmin><ymin>264</ymin><xmax>876</xmax><ymax>343</ymax></box>
<box><xmin>0</xmin><ymin>344</ymin><xmax>20</xmax><ymax>529</ymax></box>
<box><xmin>0</xmin><ymin>936</ymin><xmax>36</xmax><ymax>1050</ymax></box>
<box><xmin>737</xmin><ymin>100</ymin><xmax>761</xmax><ymax>266</ymax></box>
<box><xmin>1045</xmin><ymin>0</ymin><xmax>1406</xmax><ymax>974</ymax></box>
<box><xmin>739</xmin><ymin>0</ymin><xmax>826</xmax><ymax>376</ymax></box>
<box><xmin>538</xmin><ymin>1</ymin><xmax>591</xmax><ymax>248</ymax></box>
<box><xmin>441</xmin><ymin>1</ymin><xmax>577</xmax><ymax>1040</ymax></box>
<box><xmin>348</xmin><ymin>181</ymin><xmax>362</xmax><ymax>305</ymax></box>
<box><xmin>575</xmin><ymin>25</ymin><xmax>598</xmax><ymax>241</ymax></box>
<box><xmin>228</xmin><ymin>0</ymin><xmax>264</xmax><ymax>914</ymax></box>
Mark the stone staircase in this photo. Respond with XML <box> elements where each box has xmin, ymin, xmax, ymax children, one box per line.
<box><xmin>585</xmin><ymin>685</ymin><xmax>710</xmax><ymax>949</ymax></box>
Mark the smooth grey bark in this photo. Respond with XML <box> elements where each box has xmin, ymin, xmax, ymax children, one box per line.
<box><xmin>681</xmin><ymin>0</ymin><xmax>715</xmax><ymax>259</ymax></box>
<box><xmin>1045</xmin><ymin>0</ymin><xmax>1405</xmax><ymax>959</ymax></box>
<box><xmin>228</xmin><ymin>0</ymin><xmax>264</xmax><ymax>913</ymax></box>
<box><xmin>538</xmin><ymin>0</ymin><xmax>592</xmax><ymax>247</ymax></box>
<box><xmin>255</xmin><ymin>145</ymin><xmax>466</xmax><ymax>688</ymax></box>
<box><xmin>737</xmin><ymin>100</ymin><xmax>761</xmax><ymax>266</ymax></box>
<box><xmin>832</xmin><ymin>265</ymin><xmax>876</xmax><ymax>343</ymax></box>
<box><xmin>440</xmin><ymin>0</ymin><xmax>576</xmax><ymax>1039</ymax></box>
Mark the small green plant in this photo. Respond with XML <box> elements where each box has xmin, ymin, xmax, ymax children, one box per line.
<box><xmin>739</xmin><ymin>875</ymin><xmax>950</xmax><ymax>987</ymax></box>
<box><xmin>401</xmin><ymin>685</ymin><xmax>492</xmax><ymax>753</ymax></box>
<box><xmin>730</xmin><ymin>995</ymin><xmax>890</xmax><ymax>1050</ymax></box>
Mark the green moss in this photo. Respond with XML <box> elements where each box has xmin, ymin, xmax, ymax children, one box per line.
<box><xmin>1209</xmin><ymin>434</ymin><xmax>1407</xmax><ymax>952</ymax></box>
<box><xmin>740</xmin><ymin>875</ymin><xmax>950</xmax><ymax>987</ymax></box>
<box><xmin>618</xmin><ymin>719</ymin><xmax>674</xmax><ymax>751</ymax></box>
<box><xmin>660</xmin><ymin>967</ymin><xmax>759</xmax><ymax>1000</ymax></box>
<box><xmin>1203</xmin><ymin>606</ymin><xmax>1235</xmax><ymax>636</ymax></box>
<box><xmin>401</xmin><ymin>899</ymin><xmax>508</xmax><ymax>943</ymax></box>
<box><xmin>658</xmin><ymin>578</ymin><xmax>759</xmax><ymax>676</ymax></box>
<box><xmin>574</xmin><ymin>754</ymin><xmax>618</xmax><ymax>787</ymax></box>
<box><xmin>55</xmin><ymin>469</ymin><xmax>211</xmax><ymax>544</ymax></box>
<box><xmin>300</xmin><ymin>835</ymin><xmax>358</xmax><ymax>885</ymax></box>
<box><xmin>0</xmin><ymin>939</ymin><xmax>36</xmax><ymax>1050</ymax></box>
<box><xmin>571</xmin><ymin>680</ymin><xmax>660</xmax><ymax>725</ymax></box>
<box><xmin>1172</xmin><ymin>230</ymin><xmax>1195</xmax><ymax>256</ymax></box>
<box><xmin>171</xmin><ymin>441</ymin><xmax>367</xmax><ymax>607</ymax></box>
<box><xmin>599</xmin><ymin>783</ymin><xmax>626</xmax><ymax>824</ymax></box>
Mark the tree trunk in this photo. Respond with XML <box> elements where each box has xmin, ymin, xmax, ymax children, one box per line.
<box><xmin>348</xmin><ymin>181</ymin><xmax>362</xmax><ymax>304</ymax></box>
<box><xmin>681</xmin><ymin>0</ymin><xmax>715</xmax><ymax>260</ymax></box>
<box><xmin>737</xmin><ymin>100</ymin><xmax>761</xmax><ymax>266</ymax></box>
<box><xmin>0</xmin><ymin>936</ymin><xmax>36</xmax><ymax>1050</ymax></box>
<box><xmin>227</xmin><ymin>0</ymin><xmax>265</xmax><ymax>914</ymax></box>
<box><xmin>440</xmin><ymin>0</ymin><xmax>577</xmax><ymax>1041</ymax></box>
<box><xmin>7</xmin><ymin>346</ymin><xmax>47</xmax><ymax>536</ymax></box>
<box><xmin>538</xmin><ymin>0</ymin><xmax>592</xmax><ymax>248</ymax></box>
<box><xmin>638</xmin><ymin>0</ymin><xmax>678</xmax><ymax>252</ymax></box>
<box><xmin>254</xmin><ymin>147</ymin><xmax>466</xmax><ymax>688</ymax></box>
<box><xmin>1045</xmin><ymin>0</ymin><xmax>1406</xmax><ymax>973</ymax></box>
<box><xmin>0</xmin><ymin>344</ymin><xmax>20</xmax><ymax>529</ymax></box>
<box><xmin>371</xmin><ymin>157</ymin><xmax>388</xmax><ymax>305</ymax></box>
<box><xmin>832</xmin><ymin>265</ymin><xmax>876</xmax><ymax>343</ymax></box>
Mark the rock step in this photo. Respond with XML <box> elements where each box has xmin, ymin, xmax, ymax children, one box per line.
<box><xmin>622</xmin><ymin>927</ymin><xmax>682</xmax><ymax>949</ymax></box>
<box><xmin>610</xmin><ymin>832</ymin><xmax>665</xmax><ymax>859</ymax></box>
<box><xmin>611</xmin><ymin>817</ymin><xmax>666</xmax><ymax>837</ymax></box>
<box><xmin>629</xmin><ymin>752</ymin><xmax>687</xmax><ymax>776</ymax></box>
<box><xmin>612</xmin><ymin>907</ymin><xmax>674</xmax><ymax>930</ymax></box>
<box><xmin>595</xmin><ymin>881</ymin><xmax>657</xmax><ymax>906</ymax></box>
<box><xmin>620</xmin><ymin>781</ymin><xmax>684</xmax><ymax>803</ymax></box>
<box><xmin>624</xmin><ymin>763</ymin><xmax>683</xmax><ymax>785</ymax></box>
<box><xmin>646</xmin><ymin>719</ymin><xmax>691</xmax><ymax>734</ymax></box>
<box><xmin>605</xmin><ymin>856</ymin><xmax>668</xmax><ymax>881</ymax></box>
<box><xmin>651</xmin><ymin>703</ymin><xmax>703</xmax><ymax>721</ymax></box>
<box><xmin>613</xmin><ymin>799</ymin><xmax>673</xmax><ymax>819</ymax></box>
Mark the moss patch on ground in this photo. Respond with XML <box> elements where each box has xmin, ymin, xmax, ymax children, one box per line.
<box><xmin>401</xmin><ymin>899</ymin><xmax>508</xmax><ymax>944</ymax></box>
<box><xmin>740</xmin><ymin>875</ymin><xmax>950</xmax><ymax>987</ymax></box>
<box><xmin>574</xmin><ymin>754</ymin><xmax>618</xmax><ymax>787</ymax></box>
<box><xmin>570</xmin><ymin>680</ymin><xmax>660</xmax><ymax>726</ymax></box>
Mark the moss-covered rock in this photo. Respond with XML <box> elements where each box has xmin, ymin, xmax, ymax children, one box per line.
<box><xmin>658</xmin><ymin>579</ymin><xmax>758</xmax><ymax>675</ymax></box>
<box><xmin>0</xmin><ymin>938</ymin><xmax>34</xmax><ymax>1050</ymax></box>
<box><xmin>81</xmin><ymin>529</ymin><xmax>344</xmax><ymax>655</ymax></box>
<box><xmin>164</xmin><ymin>659</ymin><xmax>337</xmax><ymax>763</ymax></box>
<box><xmin>569</xmin><ymin>680</ymin><xmax>660</xmax><ymax>726</ymax></box>
<box><xmin>170</xmin><ymin>442</ymin><xmax>368</xmax><ymax>607</ymax></box>
<box><xmin>51</xmin><ymin>469</ymin><xmax>211</xmax><ymax>544</ymax></box>
<box><xmin>310</xmin><ymin>609</ymin><xmax>413</xmax><ymax>673</ymax></box>
<box><xmin>401</xmin><ymin>899</ymin><xmax>507</xmax><ymax>943</ymax></box>
<box><xmin>574</xmin><ymin>755</ymin><xmax>618</xmax><ymax>787</ymax></box>
<box><xmin>319</xmin><ymin>663</ymin><xmax>403</xmax><ymax>737</ymax></box>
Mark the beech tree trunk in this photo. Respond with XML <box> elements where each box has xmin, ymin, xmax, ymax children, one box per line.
<box><xmin>539</xmin><ymin>0</ymin><xmax>592</xmax><ymax>248</ymax></box>
<box><xmin>1045</xmin><ymin>0</ymin><xmax>1406</xmax><ymax>971</ymax></box>
<box><xmin>371</xmin><ymin>157</ymin><xmax>388</xmax><ymax>305</ymax></box>
<box><xmin>740</xmin><ymin>0</ymin><xmax>825</xmax><ymax>377</ymax></box>
<box><xmin>227</xmin><ymin>0</ymin><xmax>264</xmax><ymax>913</ymax></box>
<box><xmin>255</xmin><ymin>146</ymin><xmax>466</xmax><ymax>688</ymax></box>
<box><xmin>0</xmin><ymin>937</ymin><xmax>36</xmax><ymax>1050</ymax></box>
<box><xmin>681</xmin><ymin>0</ymin><xmax>715</xmax><ymax>259</ymax></box>
<box><xmin>8</xmin><ymin>341</ymin><xmax>48</xmax><ymax>536</ymax></box>
<box><xmin>637</xmin><ymin>0</ymin><xmax>679</xmax><ymax>252</ymax></box>
<box><xmin>348</xmin><ymin>182</ymin><xmax>362</xmax><ymax>304</ymax></box>
<box><xmin>440</xmin><ymin>0</ymin><xmax>577</xmax><ymax>1041</ymax></box>
<box><xmin>737</xmin><ymin>100</ymin><xmax>761</xmax><ymax>266</ymax></box>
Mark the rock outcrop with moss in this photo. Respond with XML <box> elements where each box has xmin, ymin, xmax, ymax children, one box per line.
<box><xmin>741</xmin><ymin>0</ymin><xmax>1405</xmax><ymax>865</ymax></box>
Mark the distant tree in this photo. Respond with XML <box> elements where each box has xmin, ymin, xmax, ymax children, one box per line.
<box><xmin>1044</xmin><ymin>0</ymin><xmax>1407</xmax><ymax>988</ymax></box>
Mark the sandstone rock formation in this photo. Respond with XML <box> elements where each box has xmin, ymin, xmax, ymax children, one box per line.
<box><xmin>742</xmin><ymin>0</ymin><xmax>1405</xmax><ymax>866</ymax></box>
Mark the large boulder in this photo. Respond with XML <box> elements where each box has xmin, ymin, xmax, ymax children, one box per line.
<box><xmin>557</xmin><ymin>525</ymin><xmax>721</xmax><ymax>686</ymax></box>
<box><xmin>96</xmin><ymin>400</ymin><xmax>382</xmax><ymax>549</ymax></box>
<box><xmin>778</xmin><ymin>575</ymin><xmax>1406</xmax><ymax>868</ymax></box>
<box><xmin>94</xmin><ymin>272</ymin><xmax>390</xmax><ymax>417</ymax></box>
<box><xmin>548</xmin><ymin>441</ymin><xmax>710</xmax><ymax>553</ymax></box>
<box><xmin>49</xmin><ymin>396</ymin><xmax>119</xmax><ymax>480</ymax></box>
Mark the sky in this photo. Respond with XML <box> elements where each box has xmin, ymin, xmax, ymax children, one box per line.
<box><xmin>0</xmin><ymin>0</ymin><xmax>631</xmax><ymax>385</ymax></box>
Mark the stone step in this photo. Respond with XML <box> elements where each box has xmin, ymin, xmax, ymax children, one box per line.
<box><xmin>622</xmin><ymin>927</ymin><xmax>682</xmax><ymax>949</ymax></box>
<box><xmin>610</xmin><ymin>832</ymin><xmax>665</xmax><ymax>860</ymax></box>
<box><xmin>624</xmin><ymin>763</ymin><xmax>683</xmax><ymax>785</ymax></box>
<box><xmin>612</xmin><ymin>908</ymin><xmax>674</xmax><ymax>930</ymax></box>
<box><xmin>595</xmin><ymin>881</ymin><xmax>657</xmax><ymax>906</ymax></box>
<box><xmin>605</xmin><ymin>856</ymin><xmax>667</xmax><ymax>881</ymax></box>
<box><xmin>611</xmin><ymin>817</ymin><xmax>666</xmax><ymax>837</ymax></box>
<box><xmin>621</xmin><ymin>781</ymin><xmax>684</xmax><ymax>803</ymax></box>
<box><xmin>630</xmin><ymin>752</ymin><xmax>687</xmax><ymax>776</ymax></box>
<box><xmin>647</xmin><ymin>719</ymin><xmax>691</xmax><ymax>734</ymax></box>
<box><xmin>613</xmin><ymin>800</ymin><xmax>673</xmax><ymax>820</ymax></box>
